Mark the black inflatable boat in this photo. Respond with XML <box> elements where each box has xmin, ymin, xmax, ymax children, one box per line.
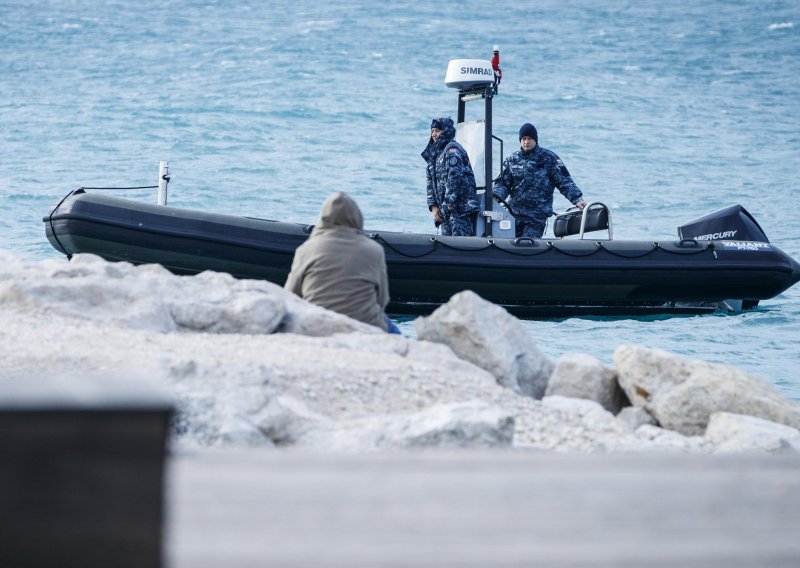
<box><xmin>44</xmin><ymin>189</ymin><xmax>800</xmax><ymax>317</ymax></box>
<box><xmin>41</xmin><ymin>51</ymin><xmax>800</xmax><ymax>317</ymax></box>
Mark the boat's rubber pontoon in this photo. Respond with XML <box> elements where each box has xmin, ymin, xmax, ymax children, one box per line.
<box><xmin>44</xmin><ymin>190</ymin><xmax>800</xmax><ymax>317</ymax></box>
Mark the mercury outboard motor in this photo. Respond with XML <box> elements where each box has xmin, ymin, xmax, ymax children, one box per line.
<box><xmin>678</xmin><ymin>204</ymin><xmax>769</xmax><ymax>242</ymax></box>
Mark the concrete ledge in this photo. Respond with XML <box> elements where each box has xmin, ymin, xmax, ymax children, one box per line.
<box><xmin>167</xmin><ymin>449</ymin><xmax>800</xmax><ymax>567</ymax></box>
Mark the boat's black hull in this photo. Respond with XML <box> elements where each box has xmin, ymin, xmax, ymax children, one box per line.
<box><xmin>44</xmin><ymin>191</ymin><xmax>800</xmax><ymax>317</ymax></box>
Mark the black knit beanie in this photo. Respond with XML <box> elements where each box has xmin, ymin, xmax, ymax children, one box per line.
<box><xmin>519</xmin><ymin>123</ymin><xmax>538</xmax><ymax>142</ymax></box>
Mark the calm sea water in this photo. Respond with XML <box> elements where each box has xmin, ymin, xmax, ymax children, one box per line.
<box><xmin>2</xmin><ymin>0</ymin><xmax>799</xmax><ymax>399</ymax></box>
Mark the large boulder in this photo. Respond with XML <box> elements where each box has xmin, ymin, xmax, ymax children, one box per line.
<box><xmin>414</xmin><ymin>290</ymin><xmax>553</xmax><ymax>398</ymax></box>
<box><xmin>545</xmin><ymin>352</ymin><xmax>628</xmax><ymax>413</ymax></box>
<box><xmin>522</xmin><ymin>396</ymin><xmax>700</xmax><ymax>454</ymax></box>
<box><xmin>705</xmin><ymin>412</ymin><xmax>800</xmax><ymax>454</ymax></box>
<box><xmin>614</xmin><ymin>345</ymin><xmax>800</xmax><ymax>436</ymax></box>
<box><xmin>167</xmin><ymin>271</ymin><xmax>287</xmax><ymax>334</ymax></box>
<box><xmin>616</xmin><ymin>406</ymin><xmax>657</xmax><ymax>430</ymax></box>
<box><xmin>0</xmin><ymin>252</ymin><xmax>377</xmax><ymax>337</ymax></box>
<box><xmin>512</xmin><ymin>396</ymin><xmax>634</xmax><ymax>453</ymax></box>
<box><xmin>247</xmin><ymin>395</ymin><xmax>331</xmax><ymax>447</ymax></box>
<box><xmin>373</xmin><ymin>400</ymin><xmax>515</xmax><ymax>450</ymax></box>
<box><xmin>627</xmin><ymin>425</ymin><xmax>709</xmax><ymax>454</ymax></box>
<box><xmin>276</xmin><ymin>296</ymin><xmax>382</xmax><ymax>336</ymax></box>
<box><xmin>297</xmin><ymin>400</ymin><xmax>515</xmax><ymax>452</ymax></box>
<box><xmin>2</xmin><ymin>253</ymin><xmax>290</xmax><ymax>333</ymax></box>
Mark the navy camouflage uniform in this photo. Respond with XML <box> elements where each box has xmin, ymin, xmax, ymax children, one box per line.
<box><xmin>421</xmin><ymin>117</ymin><xmax>481</xmax><ymax>236</ymax></box>
<box><xmin>493</xmin><ymin>144</ymin><xmax>584</xmax><ymax>239</ymax></box>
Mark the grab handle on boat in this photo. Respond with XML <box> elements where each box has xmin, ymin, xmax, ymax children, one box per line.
<box><xmin>579</xmin><ymin>202</ymin><xmax>612</xmax><ymax>240</ymax></box>
<box><xmin>512</xmin><ymin>237</ymin><xmax>536</xmax><ymax>247</ymax></box>
<box><xmin>554</xmin><ymin>202</ymin><xmax>612</xmax><ymax>240</ymax></box>
<box><xmin>157</xmin><ymin>161</ymin><xmax>170</xmax><ymax>206</ymax></box>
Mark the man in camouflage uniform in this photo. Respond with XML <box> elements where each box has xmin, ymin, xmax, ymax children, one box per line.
<box><xmin>421</xmin><ymin>117</ymin><xmax>481</xmax><ymax>236</ymax></box>
<box><xmin>493</xmin><ymin>123</ymin><xmax>588</xmax><ymax>239</ymax></box>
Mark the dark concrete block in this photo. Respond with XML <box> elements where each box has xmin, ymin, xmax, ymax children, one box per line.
<box><xmin>0</xmin><ymin>377</ymin><xmax>173</xmax><ymax>568</ymax></box>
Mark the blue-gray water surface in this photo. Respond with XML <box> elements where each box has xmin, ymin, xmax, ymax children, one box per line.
<box><xmin>2</xmin><ymin>0</ymin><xmax>798</xmax><ymax>399</ymax></box>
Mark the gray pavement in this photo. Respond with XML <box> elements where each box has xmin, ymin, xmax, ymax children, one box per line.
<box><xmin>165</xmin><ymin>449</ymin><xmax>800</xmax><ymax>567</ymax></box>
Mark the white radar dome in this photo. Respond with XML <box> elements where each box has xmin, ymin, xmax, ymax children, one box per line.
<box><xmin>445</xmin><ymin>59</ymin><xmax>495</xmax><ymax>89</ymax></box>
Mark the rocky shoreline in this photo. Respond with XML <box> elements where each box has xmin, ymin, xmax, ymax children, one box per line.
<box><xmin>2</xmin><ymin>249</ymin><xmax>799</xmax><ymax>454</ymax></box>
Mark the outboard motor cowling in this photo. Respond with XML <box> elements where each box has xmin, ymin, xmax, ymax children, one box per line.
<box><xmin>678</xmin><ymin>204</ymin><xmax>769</xmax><ymax>242</ymax></box>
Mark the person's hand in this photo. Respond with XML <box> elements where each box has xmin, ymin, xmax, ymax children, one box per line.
<box><xmin>431</xmin><ymin>206</ymin><xmax>443</xmax><ymax>223</ymax></box>
<box><xmin>575</xmin><ymin>201</ymin><xmax>588</xmax><ymax>210</ymax></box>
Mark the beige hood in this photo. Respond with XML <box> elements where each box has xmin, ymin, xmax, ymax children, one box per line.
<box><xmin>314</xmin><ymin>191</ymin><xmax>364</xmax><ymax>233</ymax></box>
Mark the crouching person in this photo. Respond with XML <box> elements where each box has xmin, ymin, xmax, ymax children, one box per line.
<box><xmin>284</xmin><ymin>191</ymin><xmax>401</xmax><ymax>334</ymax></box>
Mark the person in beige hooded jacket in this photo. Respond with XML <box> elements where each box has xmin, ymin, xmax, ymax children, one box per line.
<box><xmin>284</xmin><ymin>192</ymin><xmax>396</xmax><ymax>332</ymax></box>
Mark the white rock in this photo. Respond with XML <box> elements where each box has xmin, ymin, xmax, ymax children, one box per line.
<box><xmin>382</xmin><ymin>400</ymin><xmax>515</xmax><ymax>449</ymax></box>
<box><xmin>4</xmin><ymin>250</ymin><xmax>800</xmax><ymax>456</ymax></box>
<box><xmin>542</xmin><ymin>395</ymin><xmax>615</xmax><ymax>422</ymax></box>
<box><xmin>614</xmin><ymin>345</ymin><xmax>800</xmax><ymax>436</ymax></box>
<box><xmin>255</xmin><ymin>396</ymin><xmax>330</xmax><ymax>446</ymax></box>
<box><xmin>414</xmin><ymin>290</ymin><xmax>554</xmax><ymax>398</ymax></box>
<box><xmin>706</xmin><ymin>412</ymin><xmax>800</xmax><ymax>454</ymax></box>
<box><xmin>2</xmin><ymin>253</ymin><xmax>292</xmax><ymax>333</ymax></box>
<box><xmin>309</xmin><ymin>400</ymin><xmax>515</xmax><ymax>452</ymax></box>
<box><xmin>170</xmin><ymin>290</ymin><xmax>286</xmax><ymax>334</ymax></box>
<box><xmin>630</xmin><ymin>425</ymin><xmax>710</xmax><ymax>453</ymax></box>
<box><xmin>2</xmin><ymin>252</ymin><xmax>384</xmax><ymax>337</ymax></box>
<box><xmin>545</xmin><ymin>352</ymin><xmax>627</xmax><ymax>413</ymax></box>
<box><xmin>169</xmin><ymin>361</ymin><xmax>277</xmax><ymax>448</ymax></box>
<box><xmin>616</xmin><ymin>406</ymin><xmax>657</xmax><ymax>431</ymax></box>
<box><xmin>510</xmin><ymin>396</ymin><xmax>635</xmax><ymax>453</ymax></box>
<box><xmin>217</xmin><ymin>413</ymin><xmax>276</xmax><ymax>448</ymax></box>
<box><xmin>277</xmin><ymin>294</ymin><xmax>383</xmax><ymax>336</ymax></box>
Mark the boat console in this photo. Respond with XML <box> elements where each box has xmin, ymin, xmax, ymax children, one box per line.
<box><xmin>445</xmin><ymin>48</ymin><xmax>505</xmax><ymax>238</ymax></box>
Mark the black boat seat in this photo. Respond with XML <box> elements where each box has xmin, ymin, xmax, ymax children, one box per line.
<box><xmin>553</xmin><ymin>202</ymin><xmax>613</xmax><ymax>240</ymax></box>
